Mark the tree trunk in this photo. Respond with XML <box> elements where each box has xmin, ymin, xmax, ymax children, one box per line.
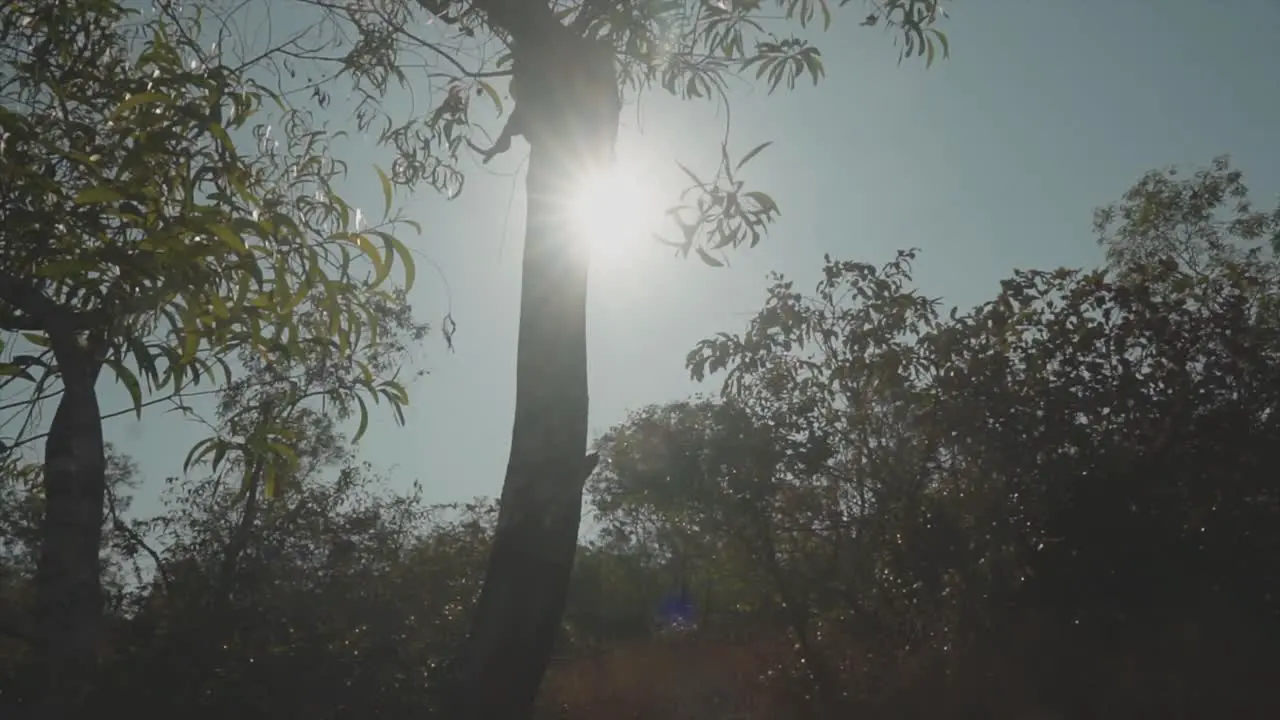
<box><xmin>445</xmin><ymin>149</ymin><xmax>599</xmax><ymax>720</ymax></box>
<box><xmin>0</xmin><ymin>277</ymin><xmax>109</xmax><ymax>718</ymax></box>
<box><xmin>443</xmin><ymin>6</ymin><xmax>618</xmax><ymax>718</ymax></box>
<box><xmin>33</xmin><ymin>341</ymin><xmax>106</xmax><ymax>719</ymax></box>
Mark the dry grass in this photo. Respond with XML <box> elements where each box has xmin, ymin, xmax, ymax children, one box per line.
<box><xmin>538</xmin><ymin>610</ymin><xmax>1279</xmax><ymax>720</ymax></box>
<box><xmin>540</xmin><ymin>629</ymin><xmax>801</xmax><ymax>719</ymax></box>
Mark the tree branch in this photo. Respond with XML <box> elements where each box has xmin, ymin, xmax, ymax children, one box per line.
<box><xmin>0</xmin><ymin>272</ymin><xmax>104</xmax><ymax>336</ymax></box>
<box><xmin>468</xmin><ymin>0</ymin><xmax>559</xmax><ymax>42</ymax></box>
<box><xmin>106</xmin><ymin>481</ymin><xmax>173</xmax><ymax>598</ymax></box>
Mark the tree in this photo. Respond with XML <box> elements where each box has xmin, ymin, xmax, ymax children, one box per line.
<box><xmin>1095</xmin><ymin>155</ymin><xmax>1280</xmax><ymax>282</ymax></box>
<box><xmin>0</xmin><ymin>2</ymin><xmax>422</xmax><ymax>713</ymax></box>
<box><xmin>403</xmin><ymin>3</ymin><xmax>954</xmax><ymax>716</ymax></box>
<box><xmin>600</xmin><ymin>250</ymin><xmax>953</xmax><ymax>712</ymax></box>
<box><xmin>671</xmin><ymin>160</ymin><xmax>1280</xmax><ymax>716</ymax></box>
<box><xmin>590</xmin><ymin>400</ymin><xmax>782</xmax><ymax>624</ymax></box>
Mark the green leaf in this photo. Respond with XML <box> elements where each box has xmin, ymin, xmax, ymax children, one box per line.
<box><xmin>211</xmin><ymin>442</ymin><xmax>229</xmax><ymax>473</ymax></box>
<box><xmin>380</xmin><ymin>380</ymin><xmax>409</xmax><ymax>405</ymax></box>
<box><xmin>395</xmin><ymin>238</ymin><xmax>415</xmax><ymax>292</ymax></box>
<box><xmin>374</xmin><ymin>231</ymin><xmax>416</xmax><ymax>292</ymax></box>
<box><xmin>353</xmin><ymin>393</ymin><xmax>370</xmax><ymax>443</ymax></box>
<box><xmin>287</xmin><ymin>269</ymin><xmax>315</xmax><ymax>311</ymax></box>
<box><xmin>208</xmin><ymin>223</ymin><xmax>248</xmax><ymax>254</ymax></box>
<box><xmin>374</xmin><ymin>164</ymin><xmax>393</xmax><ymax>219</ymax></box>
<box><xmin>183</xmin><ymin>437</ymin><xmax>218</xmax><ymax>474</ymax></box>
<box><xmin>267</xmin><ymin>441</ymin><xmax>299</xmax><ymax>468</ymax></box>
<box><xmin>206</xmin><ymin>122</ymin><xmax>236</xmax><ymax>155</ymax></box>
<box><xmin>478</xmin><ymin>80</ymin><xmax>504</xmax><ymax>115</ymax></box>
<box><xmin>74</xmin><ymin>186</ymin><xmax>125</xmax><ymax>205</ymax></box>
<box><xmin>209</xmin><ymin>292</ymin><xmax>231</xmax><ymax>320</ymax></box>
<box><xmin>105</xmin><ymin>359</ymin><xmax>144</xmax><ymax>420</ymax></box>
<box><xmin>0</xmin><ymin>363</ymin><xmax>36</xmax><ymax>382</ymax></box>
<box><xmin>929</xmin><ymin>28</ymin><xmax>951</xmax><ymax>65</ymax></box>
<box><xmin>351</xmin><ymin>234</ymin><xmax>390</xmax><ymax>287</ymax></box>
<box><xmin>356</xmin><ymin>360</ymin><xmax>377</xmax><ymax>391</ymax></box>
<box><xmin>262</xmin><ymin>465</ymin><xmax>279</xmax><ymax>500</ymax></box>
<box><xmin>125</xmin><ymin>336</ymin><xmax>159</xmax><ymax>389</ymax></box>
<box><xmin>20</xmin><ymin>332</ymin><xmax>50</xmax><ymax>348</ymax></box>
<box><xmin>179</xmin><ymin>315</ymin><xmax>200</xmax><ymax>364</ymax></box>
<box><xmin>112</xmin><ymin>91</ymin><xmax>172</xmax><ymax>119</ymax></box>
<box><xmin>210</xmin><ymin>355</ymin><xmax>234</xmax><ymax>387</ymax></box>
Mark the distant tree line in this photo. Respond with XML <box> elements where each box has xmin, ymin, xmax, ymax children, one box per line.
<box><xmin>3</xmin><ymin>157</ymin><xmax>1277</xmax><ymax>719</ymax></box>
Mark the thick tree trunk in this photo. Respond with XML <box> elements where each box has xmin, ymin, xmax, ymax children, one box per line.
<box><xmin>33</xmin><ymin>342</ymin><xmax>106</xmax><ymax>719</ymax></box>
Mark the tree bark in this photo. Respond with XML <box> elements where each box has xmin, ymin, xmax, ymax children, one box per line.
<box><xmin>34</xmin><ymin>341</ymin><xmax>107</xmax><ymax>719</ymax></box>
<box><xmin>0</xmin><ymin>275</ymin><xmax>108</xmax><ymax>719</ymax></box>
<box><xmin>443</xmin><ymin>4</ymin><xmax>618</xmax><ymax>719</ymax></box>
<box><xmin>445</xmin><ymin>149</ymin><xmax>600</xmax><ymax>720</ymax></box>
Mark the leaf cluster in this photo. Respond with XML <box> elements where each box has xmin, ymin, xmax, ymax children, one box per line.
<box><xmin>0</xmin><ymin>0</ymin><xmax>424</xmax><ymax>484</ymax></box>
<box><xmin>270</xmin><ymin>0</ymin><xmax>951</xmax><ymax>262</ymax></box>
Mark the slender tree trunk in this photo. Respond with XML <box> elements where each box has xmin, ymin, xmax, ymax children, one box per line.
<box><xmin>444</xmin><ymin>5</ymin><xmax>618</xmax><ymax>718</ymax></box>
<box><xmin>178</xmin><ymin>456</ymin><xmax>263</xmax><ymax>705</ymax></box>
<box><xmin>0</xmin><ymin>277</ymin><xmax>109</xmax><ymax>718</ymax></box>
<box><xmin>445</xmin><ymin>148</ymin><xmax>598</xmax><ymax>720</ymax></box>
<box><xmin>33</xmin><ymin>341</ymin><xmax>106</xmax><ymax>719</ymax></box>
<box><xmin>214</xmin><ymin>456</ymin><xmax>264</xmax><ymax>604</ymax></box>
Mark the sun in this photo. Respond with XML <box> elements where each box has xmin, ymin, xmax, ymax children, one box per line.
<box><xmin>564</xmin><ymin>159</ymin><xmax>664</xmax><ymax>267</ymax></box>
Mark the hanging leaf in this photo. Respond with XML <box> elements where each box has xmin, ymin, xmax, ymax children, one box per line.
<box><xmin>696</xmin><ymin>247</ymin><xmax>725</xmax><ymax>267</ymax></box>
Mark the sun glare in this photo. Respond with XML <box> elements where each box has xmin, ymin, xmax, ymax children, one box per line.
<box><xmin>565</xmin><ymin>160</ymin><xmax>663</xmax><ymax>267</ymax></box>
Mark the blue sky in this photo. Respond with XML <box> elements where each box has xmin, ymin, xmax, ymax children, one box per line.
<box><xmin>91</xmin><ymin>0</ymin><xmax>1280</xmax><ymax>517</ymax></box>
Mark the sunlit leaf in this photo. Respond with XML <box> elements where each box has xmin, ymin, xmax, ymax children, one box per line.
<box><xmin>111</xmin><ymin>91</ymin><xmax>172</xmax><ymax>119</ymax></box>
<box><xmin>262</xmin><ymin>465</ymin><xmax>279</xmax><ymax>499</ymax></box>
<box><xmin>352</xmin><ymin>234</ymin><xmax>390</xmax><ymax>287</ymax></box>
<box><xmin>267</xmin><ymin>441</ymin><xmax>299</xmax><ymax>468</ymax></box>
<box><xmin>209</xmin><ymin>223</ymin><xmax>249</xmax><ymax>254</ymax></box>
<box><xmin>207</xmin><ymin>122</ymin><xmax>236</xmax><ymax>155</ymax></box>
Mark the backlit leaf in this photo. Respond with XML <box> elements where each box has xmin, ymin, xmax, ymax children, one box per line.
<box><xmin>105</xmin><ymin>359</ymin><xmax>144</xmax><ymax>419</ymax></box>
<box><xmin>112</xmin><ymin>91</ymin><xmax>171</xmax><ymax>119</ymax></box>
<box><xmin>375</xmin><ymin>164</ymin><xmax>393</xmax><ymax>219</ymax></box>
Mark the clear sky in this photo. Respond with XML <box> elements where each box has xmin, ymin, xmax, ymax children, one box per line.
<box><xmin>93</xmin><ymin>0</ymin><xmax>1280</xmax><ymax>517</ymax></box>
